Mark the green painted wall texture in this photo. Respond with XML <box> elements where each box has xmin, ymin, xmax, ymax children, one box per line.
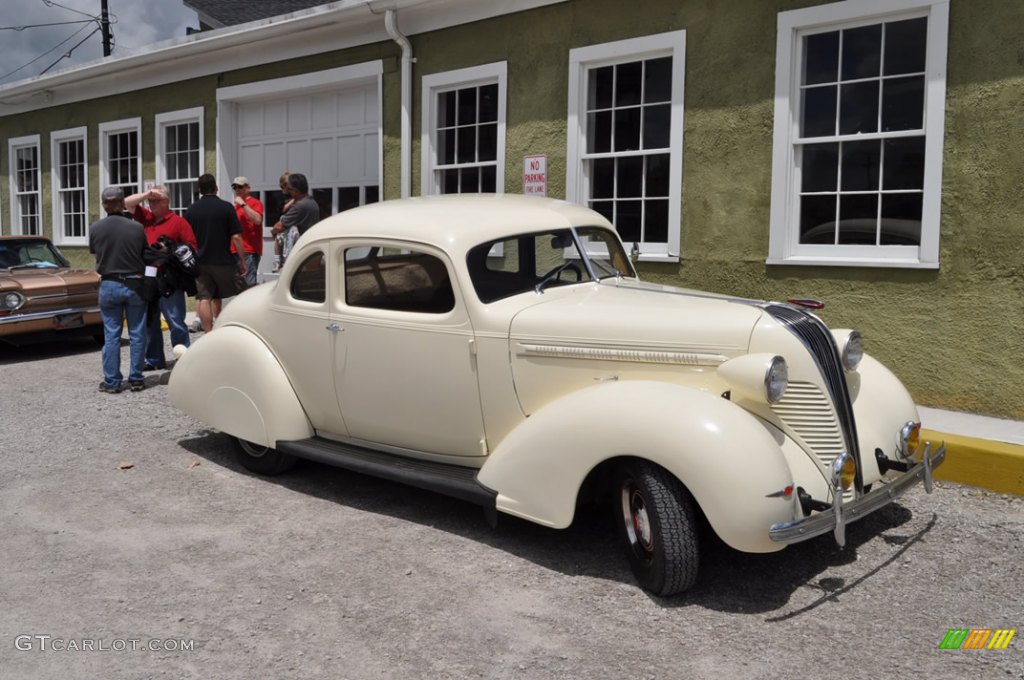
<box><xmin>2</xmin><ymin>0</ymin><xmax>1022</xmax><ymax>419</ymax></box>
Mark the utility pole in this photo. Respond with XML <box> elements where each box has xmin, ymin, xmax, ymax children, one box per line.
<box><xmin>100</xmin><ymin>0</ymin><xmax>112</xmax><ymax>57</ymax></box>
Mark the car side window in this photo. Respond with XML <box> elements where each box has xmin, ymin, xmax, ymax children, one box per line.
<box><xmin>344</xmin><ymin>246</ymin><xmax>454</xmax><ymax>314</ymax></box>
<box><xmin>290</xmin><ymin>252</ymin><xmax>326</xmax><ymax>303</ymax></box>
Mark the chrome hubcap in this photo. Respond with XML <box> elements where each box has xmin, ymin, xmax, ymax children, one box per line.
<box><xmin>238</xmin><ymin>439</ymin><xmax>269</xmax><ymax>458</ymax></box>
<box><xmin>621</xmin><ymin>482</ymin><xmax>655</xmax><ymax>561</ymax></box>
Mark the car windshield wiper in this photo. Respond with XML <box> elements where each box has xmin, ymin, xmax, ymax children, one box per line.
<box><xmin>535</xmin><ymin>262</ymin><xmax>577</xmax><ymax>294</ymax></box>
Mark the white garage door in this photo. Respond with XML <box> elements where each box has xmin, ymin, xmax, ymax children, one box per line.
<box><xmin>236</xmin><ymin>81</ymin><xmax>379</xmax><ymax>200</ymax></box>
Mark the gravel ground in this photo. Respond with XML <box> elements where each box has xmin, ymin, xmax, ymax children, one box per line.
<box><xmin>1</xmin><ymin>336</ymin><xmax>1023</xmax><ymax>680</ymax></box>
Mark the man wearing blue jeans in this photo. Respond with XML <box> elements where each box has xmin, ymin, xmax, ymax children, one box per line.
<box><xmin>89</xmin><ymin>187</ymin><xmax>149</xmax><ymax>393</ymax></box>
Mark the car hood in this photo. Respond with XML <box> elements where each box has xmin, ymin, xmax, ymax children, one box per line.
<box><xmin>509</xmin><ymin>279</ymin><xmax>763</xmax><ymax>353</ymax></box>
<box><xmin>0</xmin><ymin>267</ymin><xmax>100</xmax><ymax>296</ymax></box>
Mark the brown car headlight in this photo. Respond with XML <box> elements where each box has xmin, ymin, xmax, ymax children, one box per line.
<box><xmin>2</xmin><ymin>291</ymin><xmax>25</xmax><ymax>311</ymax></box>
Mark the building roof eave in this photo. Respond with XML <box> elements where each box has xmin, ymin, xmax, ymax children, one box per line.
<box><xmin>0</xmin><ymin>0</ymin><xmax>566</xmax><ymax>116</ymax></box>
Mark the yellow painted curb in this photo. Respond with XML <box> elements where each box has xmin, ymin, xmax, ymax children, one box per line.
<box><xmin>921</xmin><ymin>429</ymin><xmax>1024</xmax><ymax>496</ymax></box>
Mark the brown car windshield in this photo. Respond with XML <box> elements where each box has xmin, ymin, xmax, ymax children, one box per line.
<box><xmin>0</xmin><ymin>239</ymin><xmax>69</xmax><ymax>271</ymax></box>
<box><xmin>466</xmin><ymin>227</ymin><xmax>634</xmax><ymax>303</ymax></box>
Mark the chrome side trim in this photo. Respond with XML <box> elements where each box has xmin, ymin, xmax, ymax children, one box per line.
<box><xmin>0</xmin><ymin>306</ymin><xmax>101</xmax><ymax>325</ymax></box>
<box><xmin>517</xmin><ymin>343</ymin><xmax>728</xmax><ymax>366</ymax></box>
<box><xmin>769</xmin><ymin>441</ymin><xmax>946</xmax><ymax>545</ymax></box>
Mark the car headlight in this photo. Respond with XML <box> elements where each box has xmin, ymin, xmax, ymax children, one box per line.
<box><xmin>2</xmin><ymin>291</ymin><xmax>24</xmax><ymax>311</ymax></box>
<box><xmin>833</xmin><ymin>451</ymin><xmax>857</xmax><ymax>491</ymax></box>
<box><xmin>840</xmin><ymin>330</ymin><xmax>863</xmax><ymax>371</ymax></box>
<box><xmin>765</xmin><ymin>355</ymin><xmax>788</xmax><ymax>404</ymax></box>
<box><xmin>897</xmin><ymin>420</ymin><xmax>922</xmax><ymax>461</ymax></box>
<box><xmin>718</xmin><ymin>354</ymin><xmax>789</xmax><ymax>405</ymax></box>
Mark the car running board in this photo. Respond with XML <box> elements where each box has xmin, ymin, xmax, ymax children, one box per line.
<box><xmin>275</xmin><ymin>437</ymin><xmax>498</xmax><ymax>526</ymax></box>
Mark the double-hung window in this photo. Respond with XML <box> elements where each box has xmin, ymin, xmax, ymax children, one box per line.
<box><xmin>8</xmin><ymin>135</ymin><xmax>42</xmax><ymax>236</ymax></box>
<box><xmin>99</xmin><ymin>118</ymin><xmax>142</xmax><ymax>200</ymax></box>
<box><xmin>51</xmin><ymin>127</ymin><xmax>88</xmax><ymax>245</ymax></box>
<box><xmin>769</xmin><ymin>0</ymin><xmax>949</xmax><ymax>268</ymax></box>
<box><xmin>156</xmin><ymin>108</ymin><xmax>204</xmax><ymax>215</ymax></box>
<box><xmin>567</xmin><ymin>32</ymin><xmax>686</xmax><ymax>262</ymax></box>
<box><xmin>421</xmin><ymin>62</ymin><xmax>506</xmax><ymax>195</ymax></box>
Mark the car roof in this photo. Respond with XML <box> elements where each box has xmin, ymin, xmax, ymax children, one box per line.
<box><xmin>302</xmin><ymin>194</ymin><xmax>615</xmax><ymax>254</ymax></box>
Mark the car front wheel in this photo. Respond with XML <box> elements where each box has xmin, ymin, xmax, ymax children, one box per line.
<box><xmin>615</xmin><ymin>460</ymin><xmax>699</xmax><ymax>596</ymax></box>
<box><xmin>233</xmin><ymin>437</ymin><xmax>297</xmax><ymax>475</ymax></box>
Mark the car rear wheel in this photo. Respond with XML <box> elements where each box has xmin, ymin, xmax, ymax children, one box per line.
<box><xmin>615</xmin><ymin>460</ymin><xmax>699</xmax><ymax>596</ymax></box>
<box><xmin>233</xmin><ymin>437</ymin><xmax>297</xmax><ymax>475</ymax></box>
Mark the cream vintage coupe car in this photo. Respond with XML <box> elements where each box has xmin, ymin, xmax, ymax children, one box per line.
<box><xmin>168</xmin><ymin>194</ymin><xmax>944</xmax><ymax>595</ymax></box>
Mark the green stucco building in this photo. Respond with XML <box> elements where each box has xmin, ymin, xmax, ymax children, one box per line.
<box><xmin>1</xmin><ymin>0</ymin><xmax>1021</xmax><ymax>419</ymax></box>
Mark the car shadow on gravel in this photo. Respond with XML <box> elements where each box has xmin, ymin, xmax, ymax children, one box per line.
<box><xmin>0</xmin><ymin>336</ymin><xmax>105</xmax><ymax>365</ymax></box>
<box><xmin>180</xmin><ymin>432</ymin><xmax>935</xmax><ymax>615</ymax></box>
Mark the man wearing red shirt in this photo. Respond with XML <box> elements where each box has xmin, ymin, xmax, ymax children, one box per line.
<box><xmin>125</xmin><ymin>186</ymin><xmax>198</xmax><ymax>370</ymax></box>
<box><xmin>229</xmin><ymin>176</ymin><xmax>264</xmax><ymax>287</ymax></box>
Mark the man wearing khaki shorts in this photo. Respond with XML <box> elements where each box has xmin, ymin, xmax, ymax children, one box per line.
<box><xmin>185</xmin><ymin>174</ymin><xmax>247</xmax><ymax>332</ymax></box>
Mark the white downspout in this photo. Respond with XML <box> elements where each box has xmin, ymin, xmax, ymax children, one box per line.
<box><xmin>385</xmin><ymin>9</ymin><xmax>413</xmax><ymax>198</ymax></box>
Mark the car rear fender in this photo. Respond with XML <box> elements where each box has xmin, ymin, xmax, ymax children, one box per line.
<box><xmin>168</xmin><ymin>325</ymin><xmax>313</xmax><ymax>447</ymax></box>
<box><xmin>477</xmin><ymin>380</ymin><xmax>796</xmax><ymax>553</ymax></box>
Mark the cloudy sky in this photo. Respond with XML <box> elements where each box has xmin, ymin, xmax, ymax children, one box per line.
<box><xmin>0</xmin><ymin>0</ymin><xmax>198</xmax><ymax>86</ymax></box>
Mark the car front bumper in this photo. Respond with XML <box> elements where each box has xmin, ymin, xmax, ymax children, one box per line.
<box><xmin>0</xmin><ymin>306</ymin><xmax>102</xmax><ymax>336</ymax></box>
<box><xmin>769</xmin><ymin>440</ymin><xmax>946</xmax><ymax>546</ymax></box>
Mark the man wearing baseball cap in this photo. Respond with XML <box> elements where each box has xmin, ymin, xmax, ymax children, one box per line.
<box><xmin>88</xmin><ymin>186</ymin><xmax>149</xmax><ymax>393</ymax></box>
<box><xmin>229</xmin><ymin>177</ymin><xmax>264</xmax><ymax>287</ymax></box>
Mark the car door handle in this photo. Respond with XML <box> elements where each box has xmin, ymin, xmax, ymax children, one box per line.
<box><xmin>326</xmin><ymin>322</ymin><xmax>343</xmax><ymax>332</ymax></box>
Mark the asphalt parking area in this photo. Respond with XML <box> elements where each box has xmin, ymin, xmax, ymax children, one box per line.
<box><xmin>2</xmin><ymin>338</ymin><xmax>1022</xmax><ymax>679</ymax></box>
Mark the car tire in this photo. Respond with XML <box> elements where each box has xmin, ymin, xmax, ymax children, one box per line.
<box><xmin>615</xmin><ymin>460</ymin><xmax>699</xmax><ymax>596</ymax></box>
<box><xmin>233</xmin><ymin>437</ymin><xmax>297</xmax><ymax>475</ymax></box>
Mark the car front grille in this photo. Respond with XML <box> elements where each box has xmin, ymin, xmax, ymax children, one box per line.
<box><xmin>770</xmin><ymin>381</ymin><xmax>854</xmax><ymax>500</ymax></box>
<box><xmin>764</xmin><ymin>303</ymin><xmax>862</xmax><ymax>492</ymax></box>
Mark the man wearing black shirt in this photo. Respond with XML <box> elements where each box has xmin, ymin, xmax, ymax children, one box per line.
<box><xmin>89</xmin><ymin>186</ymin><xmax>149</xmax><ymax>393</ymax></box>
<box><xmin>185</xmin><ymin>174</ymin><xmax>247</xmax><ymax>332</ymax></box>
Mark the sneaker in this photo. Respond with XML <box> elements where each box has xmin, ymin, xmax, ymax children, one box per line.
<box><xmin>98</xmin><ymin>382</ymin><xmax>122</xmax><ymax>394</ymax></box>
<box><xmin>129</xmin><ymin>380</ymin><xmax>146</xmax><ymax>392</ymax></box>
<box><xmin>189</xmin><ymin>319</ymin><xmax>202</xmax><ymax>333</ymax></box>
<box><xmin>143</xmin><ymin>362</ymin><xmax>166</xmax><ymax>371</ymax></box>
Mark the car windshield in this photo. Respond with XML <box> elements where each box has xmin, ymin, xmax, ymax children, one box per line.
<box><xmin>0</xmin><ymin>239</ymin><xmax>68</xmax><ymax>271</ymax></box>
<box><xmin>466</xmin><ymin>226</ymin><xmax>634</xmax><ymax>303</ymax></box>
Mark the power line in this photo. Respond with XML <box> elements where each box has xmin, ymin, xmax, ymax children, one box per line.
<box><xmin>0</xmin><ymin>21</ymin><xmax>93</xmax><ymax>83</ymax></box>
<box><xmin>0</xmin><ymin>20</ymin><xmax>95</xmax><ymax>31</ymax></box>
<box><xmin>39</xmin><ymin>26</ymin><xmax>101</xmax><ymax>76</ymax></box>
<box><xmin>40</xmin><ymin>0</ymin><xmax>100</xmax><ymax>21</ymax></box>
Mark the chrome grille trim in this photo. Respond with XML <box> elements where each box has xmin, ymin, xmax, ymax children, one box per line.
<box><xmin>771</xmin><ymin>381</ymin><xmax>854</xmax><ymax>500</ymax></box>
<box><xmin>764</xmin><ymin>303</ymin><xmax>862</xmax><ymax>491</ymax></box>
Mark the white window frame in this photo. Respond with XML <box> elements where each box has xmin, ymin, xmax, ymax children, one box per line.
<box><xmin>421</xmin><ymin>61</ymin><xmax>507</xmax><ymax>196</ymax></box>
<box><xmin>768</xmin><ymin>0</ymin><xmax>949</xmax><ymax>269</ymax></box>
<box><xmin>566</xmin><ymin>31</ymin><xmax>686</xmax><ymax>263</ymax></box>
<box><xmin>98</xmin><ymin>117</ymin><xmax>142</xmax><ymax>201</ymax></box>
<box><xmin>50</xmin><ymin>127</ymin><xmax>89</xmax><ymax>246</ymax></box>
<box><xmin>156</xmin><ymin>107</ymin><xmax>205</xmax><ymax>215</ymax></box>
<box><xmin>8</xmin><ymin>134</ymin><xmax>42</xmax><ymax>237</ymax></box>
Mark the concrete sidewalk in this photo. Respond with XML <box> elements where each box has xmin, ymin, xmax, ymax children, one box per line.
<box><xmin>919</xmin><ymin>407</ymin><xmax>1024</xmax><ymax>496</ymax></box>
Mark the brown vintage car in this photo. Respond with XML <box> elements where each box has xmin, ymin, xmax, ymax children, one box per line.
<box><xmin>0</xmin><ymin>236</ymin><xmax>103</xmax><ymax>345</ymax></box>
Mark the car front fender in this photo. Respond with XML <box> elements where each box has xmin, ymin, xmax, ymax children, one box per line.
<box><xmin>168</xmin><ymin>325</ymin><xmax>313</xmax><ymax>447</ymax></box>
<box><xmin>477</xmin><ymin>380</ymin><xmax>797</xmax><ymax>553</ymax></box>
